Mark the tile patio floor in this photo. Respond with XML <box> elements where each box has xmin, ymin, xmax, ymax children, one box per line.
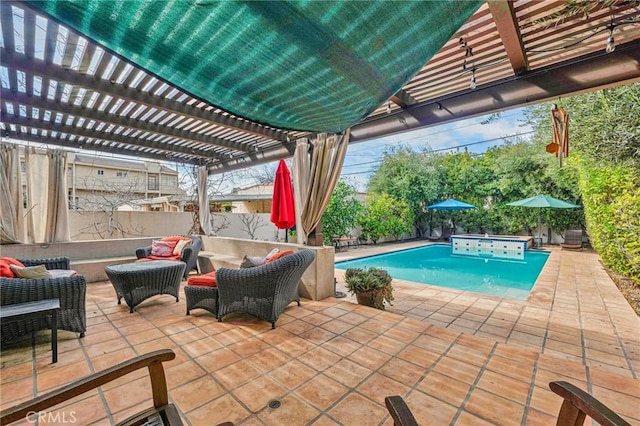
<box><xmin>1</xmin><ymin>242</ymin><xmax>639</xmax><ymax>425</ymax></box>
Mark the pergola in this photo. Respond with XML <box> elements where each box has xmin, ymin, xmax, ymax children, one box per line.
<box><xmin>1</xmin><ymin>1</ymin><xmax>639</xmax><ymax>175</ymax></box>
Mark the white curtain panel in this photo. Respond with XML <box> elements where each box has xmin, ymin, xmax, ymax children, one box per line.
<box><xmin>293</xmin><ymin>130</ymin><xmax>350</xmax><ymax>245</ymax></box>
<box><xmin>293</xmin><ymin>139</ymin><xmax>310</xmax><ymax>244</ymax></box>
<box><xmin>0</xmin><ymin>144</ymin><xmax>25</xmax><ymax>243</ymax></box>
<box><xmin>24</xmin><ymin>148</ymin><xmax>71</xmax><ymax>243</ymax></box>
<box><xmin>197</xmin><ymin>166</ymin><xmax>213</xmax><ymax>236</ymax></box>
<box><xmin>25</xmin><ymin>148</ymin><xmax>49</xmax><ymax>243</ymax></box>
<box><xmin>45</xmin><ymin>150</ymin><xmax>71</xmax><ymax>242</ymax></box>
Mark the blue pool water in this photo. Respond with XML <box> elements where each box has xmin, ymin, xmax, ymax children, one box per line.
<box><xmin>335</xmin><ymin>244</ymin><xmax>549</xmax><ymax>300</ymax></box>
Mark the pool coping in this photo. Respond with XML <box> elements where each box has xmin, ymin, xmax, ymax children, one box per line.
<box><xmin>334</xmin><ymin>240</ymin><xmax>640</xmax><ymax>378</ymax></box>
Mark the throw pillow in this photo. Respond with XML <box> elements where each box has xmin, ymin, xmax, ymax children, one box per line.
<box><xmin>240</xmin><ymin>255</ymin><xmax>267</xmax><ymax>268</ymax></box>
<box><xmin>173</xmin><ymin>238</ymin><xmax>192</xmax><ymax>256</ymax></box>
<box><xmin>9</xmin><ymin>264</ymin><xmax>51</xmax><ymax>279</ymax></box>
<box><xmin>0</xmin><ymin>257</ymin><xmax>25</xmax><ymax>278</ymax></box>
<box><xmin>162</xmin><ymin>236</ymin><xmax>192</xmax><ymax>245</ymax></box>
<box><xmin>266</xmin><ymin>250</ymin><xmax>295</xmax><ymax>263</ymax></box>
<box><xmin>48</xmin><ymin>270</ymin><xmax>79</xmax><ymax>279</ymax></box>
<box><xmin>151</xmin><ymin>240</ymin><xmax>177</xmax><ymax>257</ymax></box>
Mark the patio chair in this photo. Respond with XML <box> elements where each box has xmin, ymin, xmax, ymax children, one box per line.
<box><xmin>216</xmin><ymin>249</ymin><xmax>315</xmax><ymax>328</ymax></box>
<box><xmin>427</xmin><ymin>226</ymin><xmax>452</xmax><ymax>242</ymax></box>
<box><xmin>136</xmin><ymin>235</ymin><xmax>202</xmax><ymax>280</ymax></box>
<box><xmin>0</xmin><ymin>257</ymin><xmax>86</xmax><ymax>346</ymax></box>
<box><xmin>384</xmin><ymin>380</ymin><xmax>631</xmax><ymax>426</ymax></box>
<box><xmin>561</xmin><ymin>229</ymin><xmax>583</xmax><ymax>250</ymax></box>
<box><xmin>0</xmin><ymin>349</ymin><xmax>183</xmax><ymax>426</ymax></box>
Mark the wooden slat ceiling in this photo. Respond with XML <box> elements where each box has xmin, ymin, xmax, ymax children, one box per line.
<box><xmin>1</xmin><ymin>1</ymin><xmax>639</xmax><ymax>174</ymax></box>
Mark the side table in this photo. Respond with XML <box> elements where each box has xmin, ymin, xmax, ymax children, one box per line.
<box><xmin>0</xmin><ymin>299</ymin><xmax>60</xmax><ymax>363</ymax></box>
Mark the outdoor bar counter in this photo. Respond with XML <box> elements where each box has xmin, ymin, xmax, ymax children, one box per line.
<box><xmin>450</xmin><ymin>234</ymin><xmax>533</xmax><ymax>260</ymax></box>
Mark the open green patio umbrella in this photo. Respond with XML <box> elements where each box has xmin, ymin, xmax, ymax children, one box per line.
<box><xmin>507</xmin><ymin>195</ymin><xmax>579</xmax><ymax>246</ymax></box>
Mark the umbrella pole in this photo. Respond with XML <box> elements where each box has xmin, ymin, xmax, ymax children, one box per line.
<box><xmin>538</xmin><ymin>215</ymin><xmax>542</xmax><ymax>247</ymax></box>
<box><xmin>285</xmin><ymin>229</ymin><xmax>288</xmax><ymax>243</ymax></box>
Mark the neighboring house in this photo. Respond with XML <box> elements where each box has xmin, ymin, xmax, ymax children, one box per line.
<box><xmin>66</xmin><ymin>154</ymin><xmax>186</xmax><ymax>211</ymax></box>
<box><xmin>135</xmin><ymin>196</ymin><xmax>181</xmax><ymax>212</ymax></box>
<box><xmin>212</xmin><ymin>183</ymin><xmax>274</xmax><ymax>214</ymax></box>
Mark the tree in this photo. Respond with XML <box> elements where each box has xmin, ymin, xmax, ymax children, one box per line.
<box><xmin>439</xmin><ymin>149</ymin><xmax>495</xmax><ymax>233</ymax></box>
<box><xmin>368</xmin><ymin>146</ymin><xmax>443</xmax><ymax>238</ymax></box>
<box><xmin>385</xmin><ymin>200</ymin><xmax>413</xmax><ymax>241</ymax></box>
<box><xmin>210</xmin><ymin>214</ymin><xmax>231</xmax><ymax>234</ymax></box>
<box><xmin>72</xmin><ymin>174</ymin><xmax>148</xmax><ymax>239</ymax></box>
<box><xmin>322</xmin><ymin>180</ymin><xmax>363</xmax><ymax>245</ymax></box>
<box><xmin>358</xmin><ymin>193</ymin><xmax>412</xmax><ymax>244</ymax></box>
<box><xmin>238</xmin><ymin>213</ymin><xmax>267</xmax><ymax>240</ymax></box>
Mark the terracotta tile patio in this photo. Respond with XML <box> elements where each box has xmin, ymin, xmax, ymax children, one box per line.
<box><xmin>1</xmin><ymin>242</ymin><xmax>639</xmax><ymax>425</ymax></box>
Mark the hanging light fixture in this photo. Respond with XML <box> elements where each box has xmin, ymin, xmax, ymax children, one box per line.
<box><xmin>386</xmin><ymin>101</ymin><xmax>392</xmax><ymax>114</ymax></box>
<box><xmin>470</xmin><ymin>68</ymin><xmax>477</xmax><ymax>90</ymax></box>
<box><xmin>605</xmin><ymin>25</ymin><xmax>616</xmax><ymax>53</ymax></box>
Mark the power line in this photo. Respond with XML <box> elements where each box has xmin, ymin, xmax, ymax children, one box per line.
<box><xmin>341</xmin><ymin>130</ymin><xmax>535</xmax><ymax>175</ymax></box>
<box><xmin>346</xmin><ymin>110</ymin><xmax>525</xmax><ymax>154</ymax></box>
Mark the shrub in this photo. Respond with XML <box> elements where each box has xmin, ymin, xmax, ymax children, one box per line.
<box><xmin>344</xmin><ymin>267</ymin><xmax>394</xmax><ymax>310</ymax></box>
<box><xmin>578</xmin><ymin>162</ymin><xmax>640</xmax><ymax>284</ymax></box>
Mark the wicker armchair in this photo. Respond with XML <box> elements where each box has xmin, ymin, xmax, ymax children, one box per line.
<box><xmin>0</xmin><ymin>257</ymin><xmax>87</xmax><ymax>345</ymax></box>
<box><xmin>1</xmin><ymin>349</ymin><xmax>183</xmax><ymax>426</ymax></box>
<box><xmin>136</xmin><ymin>235</ymin><xmax>202</xmax><ymax>280</ymax></box>
<box><xmin>384</xmin><ymin>381</ymin><xmax>631</xmax><ymax>426</ymax></box>
<box><xmin>216</xmin><ymin>249</ymin><xmax>315</xmax><ymax>328</ymax></box>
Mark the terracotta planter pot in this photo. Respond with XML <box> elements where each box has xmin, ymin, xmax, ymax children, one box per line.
<box><xmin>356</xmin><ymin>291</ymin><xmax>378</xmax><ymax>308</ymax></box>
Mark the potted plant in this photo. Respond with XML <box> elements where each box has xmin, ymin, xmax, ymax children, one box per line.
<box><xmin>344</xmin><ymin>267</ymin><xmax>394</xmax><ymax>310</ymax></box>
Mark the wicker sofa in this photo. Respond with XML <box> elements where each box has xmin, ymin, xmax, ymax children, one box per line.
<box><xmin>0</xmin><ymin>257</ymin><xmax>87</xmax><ymax>345</ymax></box>
<box><xmin>135</xmin><ymin>235</ymin><xmax>202</xmax><ymax>280</ymax></box>
<box><xmin>216</xmin><ymin>249</ymin><xmax>315</xmax><ymax>328</ymax></box>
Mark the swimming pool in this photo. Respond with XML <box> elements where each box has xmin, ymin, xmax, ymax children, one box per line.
<box><xmin>335</xmin><ymin>244</ymin><xmax>549</xmax><ymax>299</ymax></box>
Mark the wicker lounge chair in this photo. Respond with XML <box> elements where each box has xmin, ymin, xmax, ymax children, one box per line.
<box><xmin>385</xmin><ymin>381</ymin><xmax>630</xmax><ymax>426</ymax></box>
<box><xmin>136</xmin><ymin>235</ymin><xmax>202</xmax><ymax>279</ymax></box>
<box><xmin>0</xmin><ymin>257</ymin><xmax>87</xmax><ymax>345</ymax></box>
<box><xmin>561</xmin><ymin>229</ymin><xmax>583</xmax><ymax>250</ymax></box>
<box><xmin>216</xmin><ymin>249</ymin><xmax>315</xmax><ymax>328</ymax></box>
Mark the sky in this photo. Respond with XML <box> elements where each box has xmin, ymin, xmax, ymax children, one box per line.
<box><xmin>211</xmin><ymin>106</ymin><xmax>535</xmax><ymax>193</ymax></box>
<box><xmin>337</xmin><ymin>107</ymin><xmax>533</xmax><ymax>192</ymax></box>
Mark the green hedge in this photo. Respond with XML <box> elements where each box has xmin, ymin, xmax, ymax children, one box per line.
<box><xmin>578</xmin><ymin>162</ymin><xmax>640</xmax><ymax>284</ymax></box>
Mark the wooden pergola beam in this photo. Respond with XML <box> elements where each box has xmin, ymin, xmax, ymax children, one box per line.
<box><xmin>2</xmin><ymin>89</ymin><xmax>246</xmax><ymax>159</ymax></box>
<box><xmin>2</xmin><ymin>114</ymin><xmax>216</xmax><ymax>164</ymax></box>
<box><xmin>488</xmin><ymin>0</ymin><xmax>529</xmax><ymax>75</ymax></box>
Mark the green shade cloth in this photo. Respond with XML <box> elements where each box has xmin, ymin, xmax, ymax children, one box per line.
<box><xmin>30</xmin><ymin>1</ymin><xmax>482</xmax><ymax>132</ymax></box>
<box><xmin>507</xmin><ymin>195</ymin><xmax>580</xmax><ymax>209</ymax></box>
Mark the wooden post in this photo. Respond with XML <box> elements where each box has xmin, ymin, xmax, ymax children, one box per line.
<box><xmin>307</xmin><ymin>221</ymin><xmax>323</xmax><ymax>246</ymax></box>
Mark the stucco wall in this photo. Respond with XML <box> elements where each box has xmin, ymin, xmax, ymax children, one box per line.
<box><xmin>68</xmin><ymin>211</ymin><xmax>286</xmax><ymax>241</ymax></box>
<box><xmin>199</xmin><ymin>236</ymin><xmax>335</xmax><ymax>301</ymax></box>
<box><xmin>69</xmin><ymin>211</ymin><xmax>194</xmax><ymax>240</ymax></box>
